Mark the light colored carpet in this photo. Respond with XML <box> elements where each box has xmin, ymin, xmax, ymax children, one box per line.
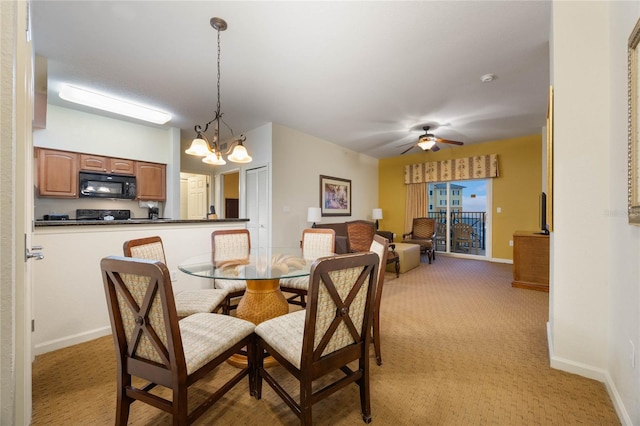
<box><xmin>31</xmin><ymin>256</ymin><xmax>620</xmax><ymax>425</ymax></box>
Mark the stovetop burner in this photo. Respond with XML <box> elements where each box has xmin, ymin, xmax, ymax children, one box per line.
<box><xmin>76</xmin><ymin>209</ymin><xmax>131</xmax><ymax>220</ymax></box>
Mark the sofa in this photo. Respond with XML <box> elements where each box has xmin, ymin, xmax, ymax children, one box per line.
<box><xmin>315</xmin><ymin>221</ymin><xmax>421</xmax><ymax>274</ymax></box>
<box><xmin>314</xmin><ymin>222</ymin><xmax>349</xmax><ymax>253</ymax></box>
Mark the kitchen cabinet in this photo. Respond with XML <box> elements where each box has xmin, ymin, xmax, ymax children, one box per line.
<box><xmin>80</xmin><ymin>154</ymin><xmax>135</xmax><ymax>175</ymax></box>
<box><xmin>512</xmin><ymin>231</ymin><xmax>549</xmax><ymax>292</ymax></box>
<box><xmin>136</xmin><ymin>161</ymin><xmax>166</xmax><ymax>201</ymax></box>
<box><xmin>36</xmin><ymin>148</ymin><xmax>79</xmax><ymax>198</ymax></box>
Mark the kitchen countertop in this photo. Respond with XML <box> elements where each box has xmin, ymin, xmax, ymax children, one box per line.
<box><xmin>34</xmin><ymin>218</ymin><xmax>249</xmax><ymax>227</ymax></box>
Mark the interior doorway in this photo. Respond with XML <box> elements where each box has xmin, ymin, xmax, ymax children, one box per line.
<box><xmin>179</xmin><ymin>173</ymin><xmax>210</xmax><ymax>219</ymax></box>
<box><xmin>222</xmin><ymin>171</ymin><xmax>240</xmax><ymax>219</ymax></box>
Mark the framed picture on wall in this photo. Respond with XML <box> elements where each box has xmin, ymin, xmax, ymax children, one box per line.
<box><xmin>320</xmin><ymin>175</ymin><xmax>351</xmax><ymax>217</ymax></box>
<box><xmin>628</xmin><ymin>18</ymin><xmax>640</xmax><ymax>225</ymax></box>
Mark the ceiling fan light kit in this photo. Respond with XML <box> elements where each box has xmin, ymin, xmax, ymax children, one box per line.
<box><xmin>400</xmin><ymin>125</ymin><xmax>464</xmax><ymax>155</ymax></box>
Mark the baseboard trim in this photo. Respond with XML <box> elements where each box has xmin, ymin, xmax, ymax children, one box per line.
<box><xmin>546</xmin><ymin>322</ymin><xmax>632</xmax><ymax>425</ymax></box>
<box><xmin>34</xmin><ymin>326</ymin><xmax>111</xmax><ymax>356</ymax></box>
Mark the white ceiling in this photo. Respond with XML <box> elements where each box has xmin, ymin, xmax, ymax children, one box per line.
<box><xmin>31</xmin><ymin>1</ymin><xmax>551</xmax><ymax>159</ymax></box>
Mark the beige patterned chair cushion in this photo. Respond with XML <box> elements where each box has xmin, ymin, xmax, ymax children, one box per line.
<box><xmin>213</xmin><ymin>233</ymin><xmax>250</xmax><ymax>262</ymax></box>
<box><xmin>117</xmin><ymin>272</ymin><xmax>168</xmax><ymax>365</ymax></box>
<box><xmin>280</xmin><ymin>229</ymin><xmax>333</xmax><ymax>292</ymax></box>
<box><xmin>175</xmin><ymin>289</ymin><xmax>227</xmax><ymax>316</ymax></box>
<box><xmin>129</xmin><ymin>242</ymin><xmax>166</xmax><ymax>263</ymax></box>
<box><xmin>255</xmin><ymin>310</ymin><xmax>306</xmax><ymax>368</ymax></box>
<box><xmin>279</xmin><ymin>276</ymin><xmax>308</xmax><ymax>291</ymax></box>
<box><xmin>315</xmin><ymin>267</ymin><xmax>368</xmax><ymax>356</ymax></box>
<box><xmin>213</xmin><ymin>279</ymin><xmax>247</xmax><ymax>293</ymax></box>
<box><xmin>180</xmin><ymin>313</ymin><xmax>255</xmax><ymax>375</ymax></box>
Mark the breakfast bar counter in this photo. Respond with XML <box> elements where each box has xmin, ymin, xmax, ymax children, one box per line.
<box><xmin>32</xmin><ymin>218</ymin><xmax>249</xmax><ymax>356</ymax></box>
<box><xmin>34</xmin><ymin>218</ymin><xmax>248</xmax><ymax>227</ymax></box>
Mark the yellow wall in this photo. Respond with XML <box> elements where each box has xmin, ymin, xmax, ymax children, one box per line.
<box><xmin>224</xmin><ymin>172</ymin><xmax>239</xmax><ymax>199</ymax></box>
<box><xmin>378</xmin><ymin>134</ymin><xmax>542</xmax><ymax>260</ymax></box>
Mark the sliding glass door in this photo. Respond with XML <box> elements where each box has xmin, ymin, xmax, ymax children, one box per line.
<box><xmin>428</xmin><ymin>179</ymin><xmax>489</xmax><ymax>258</ymax></box>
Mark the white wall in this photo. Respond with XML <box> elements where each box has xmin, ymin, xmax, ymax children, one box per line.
<box><xmin>271</xmin><ymin>123</ymin><xmax>379</xmax><ymax>247</ymax></box>
<box><xmin>551</xmin><ymin>2</ymin><xmax>640</xmax><ymax>424</ymax></box>
<box><xmin>32</xmin><ymin>221</ymin><xmax>246</xmax><ymax>355</ymax></box>
<box><xmin>33</xmin><ymin>104</ymin><xmax>180</xmax><ymax>218</ymax></box>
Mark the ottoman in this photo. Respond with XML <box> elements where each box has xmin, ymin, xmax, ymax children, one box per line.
<box><xmin>386</xmin><ymin>242</ymin><xmax>421</xmax><ymax>274</ymax></box>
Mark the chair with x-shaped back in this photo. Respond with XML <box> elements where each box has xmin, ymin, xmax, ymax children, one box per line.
<box><xmin>254</xmin><ymin>251</ymin><xmax>379</xmax><ymax>424</ymax></box>
<box><xmin>100</xmin><ymin>255</ymin><xmax>255</xmax><ymax>425</ymax></box>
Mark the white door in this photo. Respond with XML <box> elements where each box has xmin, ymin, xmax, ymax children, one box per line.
<box><xmin>187</xmin><ymin>175</ymin><xmax>208</xmax><ymax>219</ymax></box>
<box><xmin>246</xmin><ymin>166</ymin><xmax>269</xmax><ymax>249</ymax></box>
<box><xmin>4</xmin><ymin>2</ymin><xmax>36</xmax><ymax>423</ymax></box>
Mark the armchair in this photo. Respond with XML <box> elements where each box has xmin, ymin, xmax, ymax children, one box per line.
<box><xmin>402</xmin><ymin>217</ymin><xmax>436</xmax><ymax>263</ymax></box>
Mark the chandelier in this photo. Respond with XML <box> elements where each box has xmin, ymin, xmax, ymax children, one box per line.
<box><xmin>185</xmin><ymin>17</ymin><xmax>252</xmax><ymax>165</ymax></box>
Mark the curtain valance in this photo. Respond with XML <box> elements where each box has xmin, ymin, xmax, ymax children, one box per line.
<box><xmin>404</xmin><ymin>154</ymin><xmax>499</xmax><ymax>184</ymax></box>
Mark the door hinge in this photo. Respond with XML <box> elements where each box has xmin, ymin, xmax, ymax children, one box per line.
<box><xmin>31</xmin><ymin>319</ymin><xmax>35</xmax><ymax>332</ymax></box>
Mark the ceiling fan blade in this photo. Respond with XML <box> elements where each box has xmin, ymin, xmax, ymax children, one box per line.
<box><xmin>436</xmin><ymin>138</ymin><xmax>464</xmax><ymax>145</ymax></box>
<box><xmin>431</xmin><ymin>144</ymin><xmax>440</xmax><ymax>152</ymax></box>
<box><xmin>400</xmin><ymin>144</ymin><xmax>418</xmax><ymax>155</ymax></box>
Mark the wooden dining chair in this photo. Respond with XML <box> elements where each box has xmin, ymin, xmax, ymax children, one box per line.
<box><xmin>279</xmin><ymin>228</ymin><xmax>335</xmax><ymax>307</ymax></box>
<box><xmin>123</xmin><ymin>236</ymin><xmax>228</xmax><ymax>318</ymax></box>
<box><xmin>369</xmin><ymin>234</ymin><xmax>389</xmax><ymax>366</ymax></box>
<box><xmin>100</xmin><ymin>255</ymin><xmax>255</xmax><ymax>425</ymax></box>
<box><xmin>254</xmin><ymin>252</ymin><xmax>379</xmax><ymax>425</ymax></box>
<box><xmin>211</xmin><ymin>229</ymin><xmax>251</xmax><ymax>313</ymax></box>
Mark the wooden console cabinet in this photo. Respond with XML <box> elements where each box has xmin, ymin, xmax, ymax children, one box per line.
<box><xmin>512</xmin><ymin>231</ymin><xmax>549</xmax><ymax>292</ymax></box>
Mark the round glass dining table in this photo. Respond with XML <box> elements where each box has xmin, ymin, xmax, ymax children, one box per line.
<box><xmin>179</xmin><ymin>247</ymin><xmax>333</xmax><ymax>368</ymax></box>
<box><xmin>178</xmin><ymin>247</ymin><xmax>332</xmax><ymax>325</ymax></box>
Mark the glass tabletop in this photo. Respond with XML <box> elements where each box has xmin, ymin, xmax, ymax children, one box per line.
<box><xmin>178</xmin><ymin>247</ymin><xmax>335</xmax><ymax>281</ymax></box>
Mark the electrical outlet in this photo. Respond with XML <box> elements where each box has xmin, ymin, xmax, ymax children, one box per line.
<box><xmin>509</xmin><ymin>240</ymin><xmax>513</xmax><ymax>247</ymax></box>
<box><xmin>171</xmin><ymin>270</ymin><xmax>178</xmax><ymax>282</ymax></box>
<box><xmin>630</xmin><ymin>340</ymin><xmax>636</xmax><ymax>369</ymax></box>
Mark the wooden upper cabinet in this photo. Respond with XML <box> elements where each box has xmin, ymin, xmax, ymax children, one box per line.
<box><xmin>36</xmin><ymin>148</ymin><xmax>79</xmax><ymax>198</ymax></box>
<box><xmin>135</xmin><ymin>161</ymin><xmax>166</xmax><ymax>201</ymax></box>
<box><xmin>80</xmin><ymin>154</ymin><xmax>135</xmax><ymax>175</ymax></box>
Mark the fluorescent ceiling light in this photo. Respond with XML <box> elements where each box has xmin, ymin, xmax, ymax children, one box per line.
<box><xmin>59</xmin><ymin>85</ymin><xmax>171</xmax><ymax>125</ymax></box>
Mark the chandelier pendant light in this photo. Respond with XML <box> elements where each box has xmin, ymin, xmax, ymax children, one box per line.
<box><xmin>185</xmin><ymin>17</ymin><xmax>252</xmax><ymax>165</ymax></box>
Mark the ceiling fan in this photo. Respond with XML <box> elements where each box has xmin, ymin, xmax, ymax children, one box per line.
<box><xmin>400</xmin><ymin>126</ymin><xmax>464</xmax><ymax>154</ymax></box>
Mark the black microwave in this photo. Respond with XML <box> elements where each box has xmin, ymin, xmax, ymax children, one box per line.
<box><xmin>79</xmin><ymin>172</ymin><xmax>136</xmax><ymax>199</ymax></box>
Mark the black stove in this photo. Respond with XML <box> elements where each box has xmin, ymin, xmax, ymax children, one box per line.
<box><xmin>76</xmin><ymin>209</ymin><xmax>131</xmax><ymax>221</ymax></box>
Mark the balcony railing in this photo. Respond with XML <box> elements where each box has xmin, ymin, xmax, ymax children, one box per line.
<box><xmin>428</xmin><ymin>211</ymin><xmax>486</xmax><ymax>251</ymax></box>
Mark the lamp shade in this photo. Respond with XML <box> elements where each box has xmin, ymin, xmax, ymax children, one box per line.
<box><xmin>372</xmin><ymin>208</ymin><xmax>383</xmax><ymax>220</ymax></box>
<box><xmin>185</xmin><ymin>138</ymin><xmax>210</xmax><ymax>156</ymax></box>
<box><xmin>227</xmin><ymin>143</ymin><xmax>252</xmax><ymax>163</ymax></box>
<box><xmin>307</xmin><ymin>207</ymin><xmax>322</xmax><ymax>223</ymax></box>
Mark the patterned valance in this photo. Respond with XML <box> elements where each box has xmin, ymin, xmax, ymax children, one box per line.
<box><xmin>404</xmin><ymin>154</ymin><xmax>499</xmax><ymax>184</ymax></box>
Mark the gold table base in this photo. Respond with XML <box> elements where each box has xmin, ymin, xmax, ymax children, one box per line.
<box><xmin>229</xmin><ymin>278</ymin><xmax>289</xmax><ymax>368</ymax></box>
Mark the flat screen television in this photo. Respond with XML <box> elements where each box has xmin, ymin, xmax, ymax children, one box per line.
<box><xmin>539</xmin><ymin>192</ymin><xmax>549</xmax><ymax>235</ymax></box>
